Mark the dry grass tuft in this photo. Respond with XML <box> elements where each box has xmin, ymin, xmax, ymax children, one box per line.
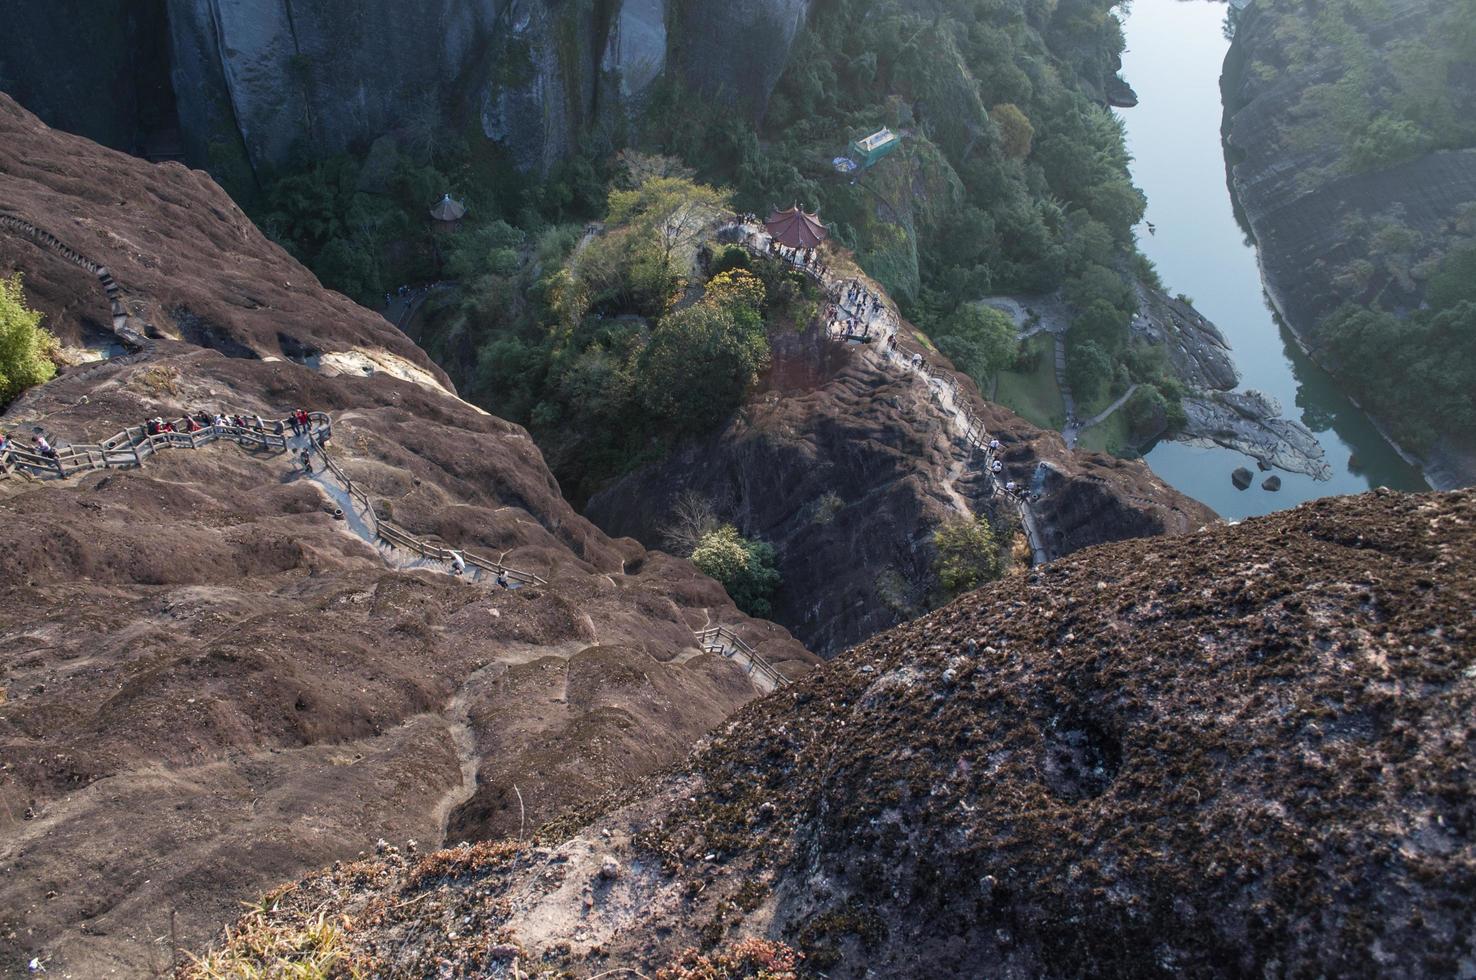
<box><xmin>654</xmin><ymin>938</ymin><xmax>802</xmax><ymax>980</ymax></box>
<box><xmin>132</xmin><ymin>364</ymin><xmax>181</xmax><ymax>396</ymax></box>
<box><xmin>183</xmin><ymin>904</ymin><xmax>365</xmax><ymax>980</ymax></box>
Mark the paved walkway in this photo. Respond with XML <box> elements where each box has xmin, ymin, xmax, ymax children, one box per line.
<box><xmin>1064</xmin><ymin>383</ymin><xmax>1140</xmax><ymax>449</ymax></box>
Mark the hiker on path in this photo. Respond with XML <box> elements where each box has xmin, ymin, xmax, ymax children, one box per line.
<box><xmin>450</xmin><ymin>551</ymin><xmax>466</xmax><ymax>576</ymax></box>
<box><xmin>991</xmin><ymin>459</ymin><xmax>1003</xmax><ymax>474</ymax></box>
<box><xmin>497</xmin><ymin>571</ymin><xmax>510</xmax><ymax>589</ymax></box>
<box><xmin>31</xmin><ymin>434</ymin><xmax>56</xmax><ymax>459</ymax></box>
<box><xmin>0</xmin><ymin>431</ymin><xmax>12</xmax><ymax>473</ymax></box>
<box><xmin>299</xmin><ymin>448</ymin><xmax>313</xmax><ymax>474</ymax></box>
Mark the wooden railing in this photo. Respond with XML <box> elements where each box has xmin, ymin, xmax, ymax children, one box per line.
<box><xmin>298</xmin><ymin>413</ymin><xmax>547</xmax><ymax>587</ymax></box>
<box><xmin>694</xmin><ymin>625</ymin><xmax>789</xmax><ymax>690</ymax></box>
<box><xmin>4</xmin><ymin>401</ymin><xmax>798</xmax><ymax>688</ymax></box>
<box><xmin>2</xmin><ymin>417</ymin><xmax>283</xmax><ymax>478</ymax></box>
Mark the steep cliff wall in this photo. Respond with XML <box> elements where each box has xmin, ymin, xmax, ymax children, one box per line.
<box><xmin>671</xmin><ymin>0</ymin><xmax>811</xmax><ymax>118</ymax></box>
<box><xmin>1223</xmin><ymin>0</ymin><xmax>1476</xmax><ymax>329</ymax></box>
<box><xmin>0</xmin><ymin>0</ymin><xmax>811</xmax><ymax>180</ymax></box>
<box><xmin>0</xmin><ymin>2</ymin><xmax>172</xmax><ymax>156</ymax></box>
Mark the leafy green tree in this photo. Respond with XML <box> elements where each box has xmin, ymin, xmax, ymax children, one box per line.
<box><xmin>691</xmin><ymin>524</ymin><xmax>782</xmax><ymax>617</ymax></box>
<box><xmin>0</xmin><ymin>275</ymin><xmax>57</xmax><ymax>405</ymax></box>
<box><xmin>1427</xmin><ymin>244</ymin><xmax>1476</xmax><ymax>308</ymax></box>
<box><xmin>315</xmin><ymin>238</ymin><xmax>379</xmax><ymax>303</ymax></box>
<box><xmin>606</xmin><ymin>175</ymin><xmax>732</xmax><ymax>302</ymax></box>
<box><xmin>638</xmin><ymin>296</ymin><xmax>769</xmax><ymax>432</ymax></box>
<box><xmin>932</xmin><ymin>515</ymin><xmax>1005</xmax><ymax>600</ymax></box>
<box><xmin>1064</xmin><ymin>263</ymin><xmax>1136</xmax><ymax>317</ymax></box>
<box><xmin>1123</xmin><ymin>384</ymin><xmax>1170</xmax><ymax>440</ymax></box>
<box><xmin>1348</xmin><ymin>113</ymin><xmax>1432</xmax><ymax>173</ymax></box>
<box><xmin>935</xmin><ymin>303</ymin><xmax>1019</xmax><ymax>382</ymax></box>
<box><xmin>1066</xmin><ymin>338</ymin><xmax>1113</xmax><ymax>405</ymax></box>
<box><xmin>1073</xmin><ymin>298</ymin><xmax>1130</xmax><ymax>354</ymax></box>
<box><xmin>990</xmin><ymin>103</ymin><xmax>1035</xmax><ymax>159</ymax></box>
<box><xmin>446</xmin><ymin>221</ymin><xmax>527</xmax><ymax>281</ymax></box>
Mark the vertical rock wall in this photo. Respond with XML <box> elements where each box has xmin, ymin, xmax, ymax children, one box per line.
<box><xmin>1</xmin><ymin>0</ymin><xmax>814</xmax><ymax>178</ymax></box>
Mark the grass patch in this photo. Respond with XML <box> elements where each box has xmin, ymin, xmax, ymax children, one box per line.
<box><xmin>1076</xmin><ymin>406</ymin><xmax>1132</xmax><ymax>456</ymax></box>
<box><xmin>992</xmin><ymin>333</ymin><xmax>1064</xmax><ymax>430</ymax></box>
<box><xmin>186</xmin><ymin>905</ymin><xmax>365</xmax><ymax>979</ymax></box>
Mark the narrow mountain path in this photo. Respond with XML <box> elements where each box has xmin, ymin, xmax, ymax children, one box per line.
<box><xmin>1066</xmin><ymin>383</ymin><xmax>1140</xmax><ymax>448</ymax></box>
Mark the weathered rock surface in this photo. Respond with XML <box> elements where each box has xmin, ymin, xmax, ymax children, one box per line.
<box><xmin>0</xmin><ymin>94</ymin><xmax>814</xmax><ymax>977</ymax></box>
<box><xmin>1181</xmin><ymin>389</ymin><xmax>1333</xmax><ymax>480</ymax></box>
<box><xmin>588</xmin><ymin>314</ymin><xmax>1214</xmax><ymax>657</ymax></box>
<box><xmin>204</xmin><ymin>485</ymin><xmax>1476</xmax><ymax>977</ymax></box>
<box><xmin>0</xmin><ymin>0</ymin><xmax>813</xmax><ymax>177</ymax></box>
<box><xmin>1131</xmin><ymin>281</ymin><xmax>1238</xmax><ymax>391</ymax></box>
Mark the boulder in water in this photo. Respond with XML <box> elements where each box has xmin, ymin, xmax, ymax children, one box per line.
<box><xmin>1263</xmin><ymin>475</ymin><xmax>1282</xmax><ymax>491</ymax></box>
<box><xmin>1232</xmin><ymin>467</ymin><xmax>1254</xmax><ymax>490</ymax></box>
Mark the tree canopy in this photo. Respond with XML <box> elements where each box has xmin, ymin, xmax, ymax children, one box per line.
<box><xmin>0</xmin><ymin>275</ymin><xmax>57</xmax><ymax>406</ymax></box>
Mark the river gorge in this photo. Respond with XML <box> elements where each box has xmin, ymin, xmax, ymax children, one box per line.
<box><xmin>1118</xmin><ymin>0</ymin><xmax>1429</xmax><ymax>521</ymax></box>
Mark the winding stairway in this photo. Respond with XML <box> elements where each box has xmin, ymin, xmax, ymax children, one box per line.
<box><xmin>1</xmin><ymin>410</ymin><xmax>790</xmax><ymax>692</ymax></box>
<box><xmin>730</xmin><ymin>218</ymin><xmax>1050</xmax><ymax>564</ymax></box>
<box><xmin>0</xmin><ymin>210</ymin><xmax>149</xmax><ymax>351</ymax></box>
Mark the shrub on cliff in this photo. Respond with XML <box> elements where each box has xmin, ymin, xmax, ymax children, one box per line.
<box><xmin>692</xmin><ymin>525</ymin><xmax>782</xmax><ymax>618</ymax></box>
<box><xmin>990</xmin><ymin>103</ymin><xmax>1035</xmax><ymax>160</ymax></box>
<box><xmin>932</xmin><ymin>515</ymin><xmax>1005</xmax><ymax>601</ymax></box>
<box><xmin>0</xmin><ymin>275</ymin><xmax>57</xmax><ymax>405</ymax></box>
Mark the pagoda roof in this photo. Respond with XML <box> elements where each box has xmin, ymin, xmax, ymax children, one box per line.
<box><xmin>429</xmin><ymin>194</ymin><xmax>467</xmax><ymax>222</ymax></box>
<box><xmin>765</xmin><ymin>205</ymin><xmax>827</xmax><ymax>249</ymax></box>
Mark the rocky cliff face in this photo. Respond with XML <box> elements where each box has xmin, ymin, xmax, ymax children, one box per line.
<box><xmin>196</xmin><ymin>483</ymin><xmax>1476</xmax><ymax>976</ymax></box>
<box><xmin>0</xmin><ymin>94</ymin><xmax>814</xmax><ymax>977</ymax></box>
<box><xmin>0</xmin><ymin>0</ymin><xmax>810</xmax><ymax>180</ymax></box>
<box><xmin>586</xmin><ymin>300</ymin><xmax>1212</xmax><ymax>657</ymax></box>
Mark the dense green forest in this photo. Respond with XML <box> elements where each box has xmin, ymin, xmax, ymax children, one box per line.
<box><xmin>250</xmin><ymin>0</ymin><xmax>1178</xmax><ymax>495</ymax></box>
<box><xmin>1228</xmin><ymin>0</ymin><xmax>1476</xmax><ymax>451</ymax></box>
<box><xmin>1230</xmin><ymin>0</ymin><xmax>1476</xmax><ymax>187</ymax></box>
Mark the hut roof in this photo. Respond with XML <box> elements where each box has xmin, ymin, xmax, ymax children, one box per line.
<box><xmin>429</xmin><ymin>194</ymin><xmax>467</xmax><ymax>222</ymax></box>
<box><xmin>765</xmin><ymin>205</ymin><xmax>828</xmax><ymax>249</ymax></box>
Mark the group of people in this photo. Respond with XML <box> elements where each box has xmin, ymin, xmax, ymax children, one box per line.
<box><xmin>145</xmin><ymin>411</ymin><xmax>263</xmax><ymax>437</ymax></box>
<box><xmin>767</xmin><ymin>238</ymin><xmax>823</xmax><ymax>273</ymax></box>
<box><xmin>826</xmin><ymin>279</ymin><xmax>887</xmax><ymax>341</ymax></box>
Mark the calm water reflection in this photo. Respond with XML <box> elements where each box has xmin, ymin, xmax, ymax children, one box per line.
<box><xmin>1117</xmin><ymin>0</ymin><xmax>1428</xmax><ymax>520</ymax></box>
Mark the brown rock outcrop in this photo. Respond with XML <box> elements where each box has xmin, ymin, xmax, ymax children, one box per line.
<box><xmin>0</xmin><ymin>93</ymin><xmax>814</xmax><ymax>977</ymax></box>
<box><xmin>214</xmin><ymin>485</ymin><xmax>1475</xmax><ymax>977</ymax></box>
<box><xmin>588</xmin><ymin>321</ymin><xmax>1213</xmax><ymax>655</ymax></box>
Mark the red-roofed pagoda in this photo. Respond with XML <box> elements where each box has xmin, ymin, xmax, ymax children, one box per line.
<box><xmin>765</xmin><ymin>205</ymin><xmax>828</xmax><ymax>249</ymax></box>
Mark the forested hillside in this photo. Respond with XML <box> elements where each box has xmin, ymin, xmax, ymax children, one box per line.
<box><xmin>251</xmin><ymin>0</ymin><xmax>1176</xmax><ymax>502</ymax></box>
<box><xmin>1223</xmin><ymin>0</ymin><xmax>1476</xmax><ymax>471</ymax></box>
